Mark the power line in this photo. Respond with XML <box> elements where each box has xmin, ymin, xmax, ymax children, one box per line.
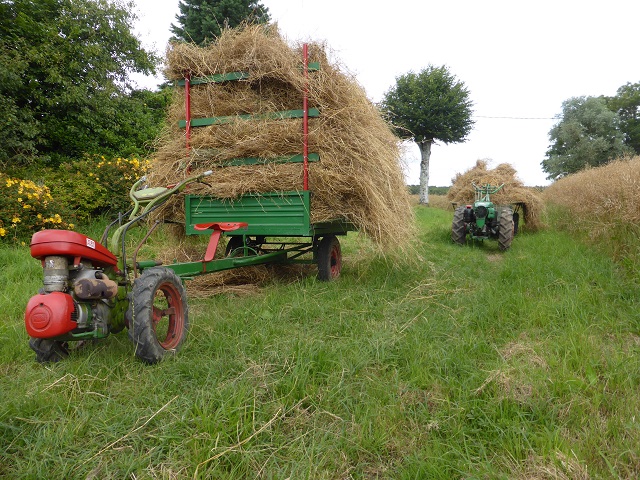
<box><xmin>475</xmin><ymin>115</ymin><xmax>556</xmax><ymax>120</ymax></box>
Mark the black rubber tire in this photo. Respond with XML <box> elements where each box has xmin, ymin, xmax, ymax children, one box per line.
<box><xmin>451</xmin><ymin>206</ymin><xmax>467</xmax><ymax>245</ymax></box>
<box><xmin>127</xmin><ymin>267</ymin><xmax>189</xmax><ymax>364</ymax></box>
<box><xmin>317</xmin><ymin>235</ymin><xmax>342</xmax><ymax>281</ymax></box>
<box><xmin>29</xmin><ymin>337</ymin><xmax>68</xmax><ymax>363</ymax></box>
<box><xmin>513</xmin><ymin>212</ymin><xmax>520</xmax><ymax>236</ymax></box>
<box><xmin>225</xmin><ymin>236</ymin><xmax>244</xmax><ymax>257</ymax></box>
<box><xmin>498</xmin><ymin>207</ymin><xmax>514</xmax><ymax>251</ymax></box>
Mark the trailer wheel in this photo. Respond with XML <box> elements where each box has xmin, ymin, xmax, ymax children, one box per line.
<box><xmin>498</xmin><ymin>207</ymin><xmax>514</xmax><ymax>251</ymax></box>
<box><xmin>225</xmin><ymin>236</ymin><xmax>244</xmax><ymax>257</ymax></box>
<box><xmin>451</xmin><ymin>206</ymin><xmax>467</xmax><ymax>245</ymax></box>
<box><xmin>317</xmin><ymin>235</ymin><xmax>342</xmax><ymax>281</ymax></box>
<box><xmin>127</xmin><ymin>267</ymin><xmax>189</xmax><ymax>364</ymax></box>
<box><xmin>29</xmin><ymin>337</ymin><xmax>68</xmax><ymax>363</ymax></box>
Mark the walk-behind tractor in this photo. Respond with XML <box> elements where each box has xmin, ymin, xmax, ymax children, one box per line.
<box><xmin>451</xmin><ymin>183</ymin><xmax>519</xmax><ymax>251</ymax></box>
<box><xmin>24</xmin><ymin>43</ymin><xmax>353</xmax><ymax>364</ymax></box>
<box><xmin>25</xmin><ymin>171</ymin><xmax>351</xmax><ymax>364</ymax></box>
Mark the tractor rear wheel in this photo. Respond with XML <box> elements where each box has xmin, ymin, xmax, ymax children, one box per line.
<box><xmin>127</xmin><ymin>267</ymin><xmax>189</xmax><ymax>364</ymax></box>
<box><xmin>29</xmin><ymin>337</ymin><xmax>68</xmax><ymax>363</ymax></box>
<box><xmin>498</xmin><ymin>207</ymin><xmax>514</xmax><ymax>251</ymax></box>
<box><xmin>317</xmin><ymin>235</ymin><xmax>342</xmax><ymax>281</ymax></box>
<box><xmin>451</xmin><ymin>206</ymin><xmax>467</xmax><ymax>245</ymax></box>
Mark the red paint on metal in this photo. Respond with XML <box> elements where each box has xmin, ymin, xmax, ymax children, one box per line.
<box><xmin>194</xmin><ymin>222</ymin><xmax>249</xmax><ymax>263</ymax></box>
<box><xmin>185</xmin><ymin>74</ymin><xmax>192</xmax><ymax>172</ymax></box>
<box><xmin>25</xmin><ymin>292</ymin><xmax>77</xmax><ymax>338</ymax></box>
<box><xmin>302</xmin><ymin>43</ymin><xmax>309</xmax><ymax>191</ymax></box>
<box><xmin>30</xmin><ymin>230</ymin><xmax>117</xmax><ymax>267</ymax></box>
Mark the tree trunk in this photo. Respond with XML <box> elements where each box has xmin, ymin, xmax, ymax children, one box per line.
<box><xmin>418</xmin><ymin>139</ymin><xmax>432</xmax><ymax>205</ymax></box>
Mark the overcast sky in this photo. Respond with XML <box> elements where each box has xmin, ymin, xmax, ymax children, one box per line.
<box><xmin>132</xmin><ymin>0</ymin><xmax>640</xmax><ymax>186</ymax></box>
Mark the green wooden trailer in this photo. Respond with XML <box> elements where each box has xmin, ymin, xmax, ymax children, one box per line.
<box><xmin>178</xmin><ymin>190</ymin><xmax>353</xmax><ymax>281</ymax></box>
<box><xmin>149</xmin><ymin>44</ymin><xmax>354</xmax><ymax>282</ymax></box>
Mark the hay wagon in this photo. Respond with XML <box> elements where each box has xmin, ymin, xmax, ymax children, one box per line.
<box><xmin>171</xmin><ymin>43</ymin><xmax>354</xmax><ymax>281</ymax></box>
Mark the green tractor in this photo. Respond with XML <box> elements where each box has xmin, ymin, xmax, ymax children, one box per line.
<box><xmin>451</xmin><ymin>183</ymin><xmax>519</xmax><ymax>251</ymax></box>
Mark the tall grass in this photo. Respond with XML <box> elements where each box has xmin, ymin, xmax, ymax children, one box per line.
<box><xmin>1</xmin><ymin>207</ymin><xmax>639</xmax><ymax>478</ymax></box>
<box><xmin>544</xmin><ymin>155</ymin><xmax>640</xmax><ymax>276</ymax></box>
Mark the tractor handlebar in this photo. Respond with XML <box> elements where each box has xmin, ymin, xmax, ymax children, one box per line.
<box><xmin>472</xmin><ymin>182</ymin><xmax>504</xmax><ymax>194</ymax></box>
<box><xmin>108</xmin><ymin>170</ymin><xmax>215</xmax><ymax>260</ymax></box>
<box><xmin>472</xmin><ymin>182</ymin><xmax>504</xmax><ymax>203</ymax></box>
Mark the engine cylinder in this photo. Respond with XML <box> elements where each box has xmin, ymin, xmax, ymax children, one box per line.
<box><xmin>43</xmin><ymin>256</ymin><xmax>69</xmax><ymax>292</ymax></box>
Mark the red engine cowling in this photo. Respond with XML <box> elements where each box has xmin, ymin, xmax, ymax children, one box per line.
<box><xmin>30</xmin><ymin>230</ymin><xmax>117</xmax><ymax>268</ymax></box>
<box><xmin>25</xmin><ymin>292</ymin><xmax>77</xmax><ymax>338</ymax></box>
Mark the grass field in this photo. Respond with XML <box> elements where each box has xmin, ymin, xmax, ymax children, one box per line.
<box><xmin>1</xmin><ymin>205</ymin><xmax>639</xmax><ymax>479</ymax></box>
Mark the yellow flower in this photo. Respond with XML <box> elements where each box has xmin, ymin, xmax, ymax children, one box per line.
<box><xmin>0</xmin><ymin>228</ymin><xmax>5</xmax><ymax>237</ymax></box>
<box><xmin>68</xmin><ymin>223</ymin><xmax>75</xmax><ymax>229</ymax></box>
<box><xmin>12</xmin><ymin>217</ymin><xmax>20</xmax><ymax>223</ymax></box>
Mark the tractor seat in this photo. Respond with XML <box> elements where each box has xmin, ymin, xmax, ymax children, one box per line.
<box><xmin>132</xmin><ymin>187</ymin><xmax>168</xmax><ymax>202</ymax></box>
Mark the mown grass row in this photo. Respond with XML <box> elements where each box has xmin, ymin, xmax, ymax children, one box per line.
<box><xmin>1</xmin><ymin>205</ymin><xmax>639</xmax><ymax>478</ymax></box>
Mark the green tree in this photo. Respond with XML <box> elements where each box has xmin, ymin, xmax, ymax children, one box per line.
<box><xmin>171</xmin><ymin>0</ymin><xmax>270</xmax><ymax>45</ymax></box>
<box><xmin>542</xmin><ymin>96</ymin><xmax>632</xmax><ymax>180</ymax></box>
<box><xmin>381</xmin><ymin>65</ymin><xmax>474</xmax><ymax>205</ymax></box>
<box><xmin>607</xmin><ymin>82</ymin><xmax>640</xmax><ymax>154</ymax></box>
<box><xmin>0</xmin><ymin>0</ymin><xmax>158</xmax><ymax>167</ymax></box>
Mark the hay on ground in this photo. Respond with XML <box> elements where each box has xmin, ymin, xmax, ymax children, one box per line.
<box><xmin>447</xmin><ymin>160</ymin><xmax>544</xmax><ymax>231</ymax></box>
<box><xmin>148</xmin><ymin>24</ymin><xmax>414</xmax><ymax>251</ymax></box>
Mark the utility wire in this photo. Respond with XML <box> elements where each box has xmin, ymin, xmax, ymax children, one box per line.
<box><xmin>475</xmin><ymin>115</ymin><xmax>556</xmax><ymax>120</ymax></box>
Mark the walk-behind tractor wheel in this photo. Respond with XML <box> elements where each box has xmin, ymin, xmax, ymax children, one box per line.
<box><xmin>451</xmin><ymin>206</ymin><xmax>467</xmax><ymax>245</ymax></box>
<box><xmin>29</xmin><ymin>337</ymin><xmax>69</xmax><ymax>363</ymax></box>
<box><xmin>317</xmin><ymin>235</ymin><xmax>342</xmax><ymax>281</ymax></box>
<box><xmin>498</xmin><ymin>207</ymin><xmax>515</xmax><ymax>251</ymax></box>
<box><xmin>127</xmin><ymin>267</ymin><xmax>189</xmax><ymax>364</ymax></box>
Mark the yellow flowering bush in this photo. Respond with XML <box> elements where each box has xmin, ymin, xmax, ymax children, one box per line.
<box><xmin>0</xmin><ymin>174</ymin><xmax>74</xmax><ymax>242</ymax></box>
<box><xmin>45</xmin><ymin>154</ymin><xmax>151</xmax><ymax>220</ymax></box>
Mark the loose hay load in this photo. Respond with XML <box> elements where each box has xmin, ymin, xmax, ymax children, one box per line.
<box><xmin>149</xmin><ymin>24</ymin><xmax>414</xmax><ymax>251</ymax></box>
<box><xmin>447</xmin><ymin>160</ymin><xmax>544</xmax><ymax>231</ymax></box>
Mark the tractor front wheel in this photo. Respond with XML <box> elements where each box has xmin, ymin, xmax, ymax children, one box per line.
<box><xmin>451</xmin><ymin>206</ymin><xmax>467</xmax><ymax>245</ymax></box>
<box><xmin>498</xmin><ymin>207</ymin><xmax>514</xmax><ymax>251</ymax></box>
<box><xmin>29</xmin><ymin>337</ymin><xmax>68</xmax><ymax>363</ymax></box>
<box><xmin>127</xmin><ymin>267</ymin><xmax>189</xmax><ymax>364</ymax></box>
<box><xmin>317</xmin><ymin>235</ymin><xmax>342</xmax><ymax>281</ymax></box>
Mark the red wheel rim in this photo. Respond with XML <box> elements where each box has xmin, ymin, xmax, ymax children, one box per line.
<box><xmin>151</xmin><ymin>282</ymin><xmax>185</xmax><ymax>350</ymax></box>
<box><xmin>330</xmin><ymin>244</ymin><xmax>342</xmax><ymax>278</ymax></box>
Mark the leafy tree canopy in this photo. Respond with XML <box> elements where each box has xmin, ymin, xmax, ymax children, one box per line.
<box><xmin>171</xmin><ymin>0</ymin><xmax>270</xmax><ymax>45</ymax></box>
<box><xmin>381</xmin><ymin>65</ymin><xmax>474</xmax><ymax>204</ymax></box>
<box><xmin>381</xmin><ymin>65</ymin><xmax>474</xmax><ymax>145</ymax></box>
<box><xmin>0</xmin><ymin>0</ymin><xmax>159</xmax><ymax>167</ymax></box>
<box><xmin>606</xmin><ymin>82</ymin><xmax>640</xmax><ymax>154</ymax></box>
<box><xmin>542</xmin><ymin>96</ymin><xmax>632</xmax><ymax>181</ymax></box>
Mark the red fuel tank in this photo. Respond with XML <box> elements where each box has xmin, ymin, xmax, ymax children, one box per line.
<box><xmin>25</xmin><ymin>292</ymin><xmax>77</xmax><ymax>338</ymax></box>
<box><xmin>30</xmin><ymin>230</ymin><xmax>117</xmax><ymax>267</ymax></box>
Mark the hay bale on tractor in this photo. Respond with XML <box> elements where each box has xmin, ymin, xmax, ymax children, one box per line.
<box><xmin>149</xmin><ymin>24</ymin><xmax>414</xmax><ymax>252</ymax></box>
<box><xmin>447</xmin><ymin>160</ymin><xmax>544</xmax><ymax>232</ymax></box>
